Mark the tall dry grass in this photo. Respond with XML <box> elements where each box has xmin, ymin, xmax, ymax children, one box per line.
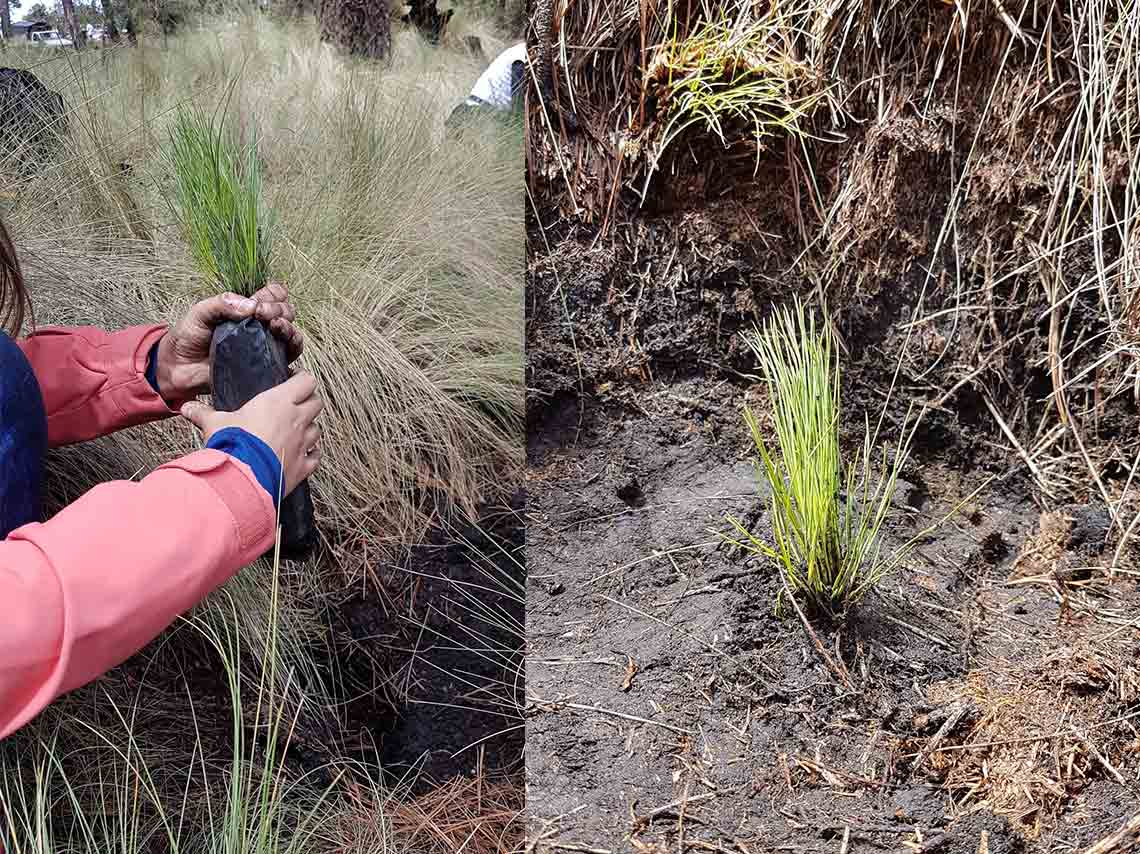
<box><xmin>1</xmin><ymin>10</ymin><xmax>523</xmax><ymax>853</ymax></box>
<box><xmin>6</xmin><ymin>16</ymin><xmax>522</xmax><ymax>550</ymax></box>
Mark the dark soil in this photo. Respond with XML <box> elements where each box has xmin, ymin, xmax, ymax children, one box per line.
<box><xmin>525</xmin><ymin>201</ymin><xmax>1140</xmax><ymax>852</ymax></box>
<box><xmin>335</xmin><ymin>493</ymin><xmax>526</xmax><ymax>791</ymax></box>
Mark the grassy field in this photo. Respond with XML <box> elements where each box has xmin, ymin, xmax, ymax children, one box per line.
<box><xmin>2</xmin><ymin>9</ymin><xmax>523</xmax><ymax>852</ymax></box>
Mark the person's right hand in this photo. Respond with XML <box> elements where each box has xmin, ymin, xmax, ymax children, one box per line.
<box><xmin>180</xmin><ymin>372</ymin><xmax>323</xmax><ymax>496</ymax></box>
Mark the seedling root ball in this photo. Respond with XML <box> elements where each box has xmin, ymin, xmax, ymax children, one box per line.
<box><xmin>210</xmin><ymin>316</ymin><xmax>318</xmax><ymax>561</ymax></box>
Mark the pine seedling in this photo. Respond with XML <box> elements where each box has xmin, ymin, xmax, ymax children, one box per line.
<box><xmin>167</xmin><ymin>99</ymin><xmax>271</xmax><ymax>298</ymax></box>
<box><xmin>727</xmin><ymin>299</ymin><xmax>915</xmax><ymax>613</ymax></box>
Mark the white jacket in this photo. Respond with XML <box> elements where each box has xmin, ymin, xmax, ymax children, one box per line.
<box><xmin>467</xmin><ymin>42</ymin><xmax>527</xmax><ymax>109</ymax></box>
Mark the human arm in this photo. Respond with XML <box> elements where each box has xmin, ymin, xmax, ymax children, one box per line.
<box><xmin>16</xmin><ymin>283</ymin><xmax>303</xmax><ymax>448</ymax></box>
<box><xmin>17</xmin><ymin>322</ymin><xmax>174</xmax><ymax>446</ymax></box>
<box><xmin>0</xmin><ymin>450</ymin><xmax>276</xmax><ymax>739</ymax></box>
<box><xmin>0</xmin><ymin>372</ymin><xmax>321</xmax><ymax>740</ymax></box>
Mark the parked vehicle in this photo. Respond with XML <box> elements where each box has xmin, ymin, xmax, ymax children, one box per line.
<box><xmin>29</xmin><ymin>30</ymin><xmax>73</xmax><ymax>47</ymax></box>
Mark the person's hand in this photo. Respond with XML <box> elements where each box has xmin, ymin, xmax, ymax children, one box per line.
<box><xmin>180</xmin><ymin>372</ymin><xmax>322</xmax><ymax>496</ymax></box>
<box><xmin>155</xmin><ymin>282</ymin><xmax>304</xmax><ymax>406</ymax></box>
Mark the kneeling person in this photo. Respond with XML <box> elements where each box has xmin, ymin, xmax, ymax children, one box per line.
<box><xmin>446</xmin><ymin>42</ymin><xmax>526</xmax><ymax>132</ymax></box>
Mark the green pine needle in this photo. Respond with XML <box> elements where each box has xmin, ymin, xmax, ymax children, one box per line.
<box><xmin>167</xmin><ymin>99</ymin><xmax>271</xmax><ymax>298</ymax></box>
<box><xmin>727</xmin><ymin>298</ymin><xmax>915</xmax><ymax>613</ymax></box>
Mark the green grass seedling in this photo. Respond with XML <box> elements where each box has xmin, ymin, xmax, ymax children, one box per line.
<box><xmin>728</xmin><ymin>299</ymin><xmax>915</xmax><ymax>613</ymax></box>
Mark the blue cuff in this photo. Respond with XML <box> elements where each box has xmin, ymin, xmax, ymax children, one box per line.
<box><xmin>145</xmin><ymin>340</ymin><xmax>161</xmax><ymax>393</ymax></box>
<box><xmin>152</xmin><ymin>340</ymin><xmax>282</xmax><ymax>507</ymax></box>
<box><xmin>205</xmin><ymin>427</ymin><xmax>283</xmax><ymax>509</ymax></box>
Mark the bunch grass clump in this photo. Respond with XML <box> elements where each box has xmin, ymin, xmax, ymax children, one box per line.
<box><xmin>167</xmin><ymin>99</ymin><xmax>270</xmax><ymax>298</ymax></box>
<box><xmin>728</xmin><ymin>299</ymin><xmax>914</xmax><ymax>612</ymax></box>
<box><xmin>641</xmin><ymin>5</ymin><xmax>825</xmax><ymax>194</ymax></box>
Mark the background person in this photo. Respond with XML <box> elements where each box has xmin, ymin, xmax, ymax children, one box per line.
<box><xmin>446</xmin><ymin>41</ymin><xmax>526</xmax><ymax>132</ymax></box>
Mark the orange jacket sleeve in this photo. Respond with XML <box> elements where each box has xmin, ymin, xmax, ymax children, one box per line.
<box><xmin>0</xmin><ymin>450</ymin><xmax>276</xmax><ymax>739</ymax></box>
<box><xmin>2</xmin><ymin>323</ymin><xmax>277</xmax><ymax>739</ymax></box>
<box><xmin>16</xmin><ymin>323</ymin><xmax>175</xmax><ymax>446</ymax></box>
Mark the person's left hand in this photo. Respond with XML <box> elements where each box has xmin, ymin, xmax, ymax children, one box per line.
<box><xmin>154</xmin><ymin>281</ymin><xmax>303</xmax><ymax>406</ymax></box>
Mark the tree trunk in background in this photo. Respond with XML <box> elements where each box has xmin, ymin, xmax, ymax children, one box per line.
<box><xmin>60</xmin><ymin>0</ymin><xmax>81</xmax><ymax>48</ymax></box>
<box><xmin>1</xmin><ymin>0</ymin><xmax>12</xmax><ymax>40</ymax></box>
<box><xmin>101</xmin><ymin>0</ymin><xmax>120</xmax><ymax>42</ymax></box>
<box><xmin>403</xmin><ymin>0</ymin><xmax>452</xmax><ymax>45</ymax></box>
<box><xmin>318</xmin><ymin>0</ymin><xmax>390</xmax><ymax>60</ymax></box>
<box><xmin>124</xmin><ymin>0</ymin><xmax>138</xmax><ymax>45</ymax></box>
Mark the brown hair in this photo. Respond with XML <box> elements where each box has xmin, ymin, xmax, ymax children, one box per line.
<box><xmin>0</xmin><ymin>218</ymin><xmax>31</xmax><ymax>336</ymax></box>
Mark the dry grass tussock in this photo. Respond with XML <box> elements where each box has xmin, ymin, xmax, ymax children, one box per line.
<box><xmin>2</xmin><ymin>12</ymin><xmax>521</xmax><ymax>672</ymax></box>
<box><xmin>1</xmin><ymin>11</ymin><xmax>523</xmax><ymax>854</ymax></box>
<box><xmin>530</xmin><ymin>0</ymin><xmax>1139</xmax><ymax>552</ymax></box>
